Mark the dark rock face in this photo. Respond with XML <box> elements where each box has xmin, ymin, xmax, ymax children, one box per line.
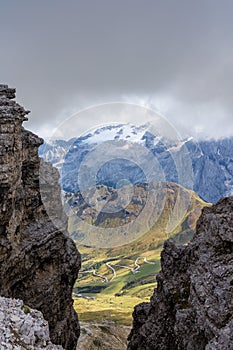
<box><xmin>0</xmin><ymin>85</ymin><xmax>81</xmax><ymax>350</ymax></box>
<box><xmin>128</xmin><ymin>197</ymin><xmax>233</xmax><ymax>350</ymax></box>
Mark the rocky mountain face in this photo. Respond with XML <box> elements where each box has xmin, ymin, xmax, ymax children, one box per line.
<box><xmin>185</xmin><ymin>139</ymin><xmax>233</xmax><ymax>203</ymax></box>
<box><xmin>0</xmin><ymin>297</ymin><xmax>63</xmax><ymax>349</ymax></box>
<box><xmin>40</xmin><ymin>124</ymin><xmax>233</xmax><ymax>203</ymax></box>
<box><xmin>127</xmin><ymin>197</ymin><xmax>233</xmax><ymax>350</ymax></box>
<box><xmin>0</xmin><ymin>85</ymin><xmax>81</xmax><ymax>350</ymax></box>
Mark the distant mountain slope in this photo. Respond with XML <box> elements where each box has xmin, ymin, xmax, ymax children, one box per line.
<box><xmin>69</xmin><ymin>180</ymin><xmax>207</xmax><ymax>260</ymax></box>
<box><xmin>71</xmin><ymin>181</ymin><xmax>209</xmax><ymax>325</ymax></box>
<box><xmin>66</xmin><ymin>181</ymin><xmax>207</xmax><ymax>249</ymax></box>
<box><xmin>39</xmin><ymin>123</ymin><xmax>233</xmax><ymax>203</ymax></box>
<box><xmin>78</xmin><ymin>321</ymin><xmax>130</xmax><ymax>350</ymax></box>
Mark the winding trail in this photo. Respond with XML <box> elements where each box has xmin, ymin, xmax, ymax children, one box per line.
<box><xmin>106</xmin><ymin>262</ymin><xmax>117</xmax><ymax>281</ymax></box>
<box><xmin>134</xmin><ymin>256</ymin><xmax>156</xmax><ymax>271</ymax></box>
<box><xmin>80</xmin><ymin>256</ymin><xmax>156</xmax><ymax>283</ymax></box>
<box><xmin>79</xmin><ymin>269</ymin><xmax>109</xmax><ymax>283</ymax></box>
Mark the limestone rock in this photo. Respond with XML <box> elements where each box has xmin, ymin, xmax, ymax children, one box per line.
<box><xmin>0</xmin><ymin>85</ymin><xmax>81</xmax><ymax>350</ymax></box>
<box><xmin>128</xmin><ymin>197</ymin><xmax>233</xmax><ymax>349</ymax></box>
<box><xmin>0</xmin><ymin>297</ymin><xmax>64</xmax><ymax>349</ymax></box>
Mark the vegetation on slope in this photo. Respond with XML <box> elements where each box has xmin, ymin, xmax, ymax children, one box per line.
<box><xmin>70</xmin><ymin>182</ymin><xmax>210</xmax><ymax>325</ymax></box>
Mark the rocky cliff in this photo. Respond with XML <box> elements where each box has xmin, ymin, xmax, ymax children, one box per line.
<box><xmin>127</xmin><ymin>197</ymin><xmax>233</xmax><ymax>349</ymax></box>
<box><xmin>0</xmin><ymin>85</ymin><xmax>81</xmax><ymax>350</ymax></box>
<box><xmin>0</xmin><ymin>297</ymin><xmax>63</xmax><ymax>349</ymax></box>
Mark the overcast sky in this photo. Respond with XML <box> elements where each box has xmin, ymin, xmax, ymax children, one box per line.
<box><xmin>1</xmin><ymin>0</ymin><xmax>233</xmax><ymax>140</ymax></box>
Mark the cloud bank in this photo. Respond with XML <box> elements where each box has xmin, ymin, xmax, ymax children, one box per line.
<box><xmin>0</xmin><ymin>0</ymin><xmax>233</xmax><ymax>139</ymax></box>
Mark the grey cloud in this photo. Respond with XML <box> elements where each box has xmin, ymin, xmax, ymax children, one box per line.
<box><xmin>0</xmin><ymin>0</ymin><xmax>233</xmax><ymax>139</ymax></box>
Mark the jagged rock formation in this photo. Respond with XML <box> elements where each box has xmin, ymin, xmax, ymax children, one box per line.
<box><xmin>127</xmin><ymin>197</ymin><xmax>233</xmax><ymax>349</ymax></box>
<box><xmin>0</xmin><ymin>297</ymin><xmax>63</xmax><ymax>349</ymax></box>
<box><xmin>0</xmin><ymin>85</ymin><xmax>81</xmax><ymax>350</ymax></box>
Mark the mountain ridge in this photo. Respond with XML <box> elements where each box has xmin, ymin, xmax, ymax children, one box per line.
<box><xmin>40</xmin><ymin>123</ymin><xmax>233</xmax><ymax>203</ymax></box>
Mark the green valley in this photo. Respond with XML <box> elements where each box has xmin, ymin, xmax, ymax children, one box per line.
<box><xmin>70</xmin><ymin>182</ymin><xmax>211</xmax><ymax>325</ymax></box>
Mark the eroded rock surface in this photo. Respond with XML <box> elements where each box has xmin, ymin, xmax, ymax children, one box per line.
<box><xmin>0</xmin><ymin>85</ymin><xmax>81</xmax><ymax>350</ymax></box>
<box><xmin>0</xmin><ymin>297</ymin><xmax>63</xmax><ymax>350</ymax></box>
<box><xmin>128</xmin><ymin>197</ymin><xmax>233</xmax><ymax>350</ymax></box>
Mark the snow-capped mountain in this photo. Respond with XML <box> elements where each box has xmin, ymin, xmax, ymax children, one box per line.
<box><xmin>39</xmin><ymin>124</ymin><xmax>153</xmax><ymax>167</ymax></box>
<box><xmin>39</xmin><ymin>123</ymin><xmax>233</xmax><ymax>203</ymax></box>
<box><xmin>79</xmin><ymin>123</ymin><xmax>150</xmax><ymax>144</ymax></box>
<box><xmin>39</xmin><ymin>139</ymin><xmax>75</xmax><ymax>168</ymax></box>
